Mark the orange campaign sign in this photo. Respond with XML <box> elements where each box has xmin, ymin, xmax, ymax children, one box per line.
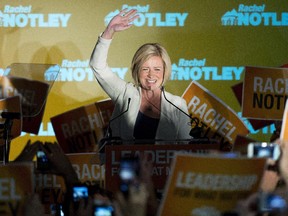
<box><xmin>67</xmin><ymin>153</ymin><xmax>104</xmax><ymax>185</ymax></box>
<box><xmin>242</xmin><ymin>66</ymin><xmax>288</xmax><ymax>120</ymax></box>
<box><xmin>51</xmin><ymin>99</ymin><xmax>114</xmax><ymax>153</ymax></box>
<box><xmin>182</xmin><ymin>81</ymin><xmax>249</xmax><ymax>150</ymax></box>
<box><xmin>0</xmin><ymin>162</ymin><xmax>34</xmax><ymax>216</ymax></box>
<box><xmin>157</xmin><ymin>153</ymin><xmax>267</xmax><ymax>216</ymax></box>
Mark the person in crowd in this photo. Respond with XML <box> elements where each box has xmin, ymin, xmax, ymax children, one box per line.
<box><xmin>13</xmin><ymin>141</ymin><xmax>81</xmax><ymax>215</ymax></box>
<box><xmin>90</xmin><ymin>9</ymin><xmax>192</xmax><ymax>143</ymax></box>
<box><xmin>232</xmin><ymin>138</ymin><xmax>288</xmax><ymax>216</ymax></box>
<box><xmin>69</xmin><ymin>154</ymin><xmax>158</xmax><ymax>216</ymax></box>
<box><xmin>14</xmin><ymin>141</ymin><xmax>158</xmax><ymax>216</ymax></box>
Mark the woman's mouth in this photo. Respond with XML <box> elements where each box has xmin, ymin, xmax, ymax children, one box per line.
<box><xmin>147</xmin><ymin>79</ymin><xmax>157</xmax><ymax>83</ymax></box>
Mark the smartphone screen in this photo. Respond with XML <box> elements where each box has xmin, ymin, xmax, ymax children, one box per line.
<box><xmin>259</xmin><ymin>192</ymin><xmax>287</xmax><ymax>213</ymax></box>
<box><xmin>36</xmin><ymin>150</ymin><xmax>50</xmax><ymax>171</ymax></box>
<box><xmin>247</xmin><ymin>142</ymin><xmax>280</xmax><ymax>160</ymax></box>
<box><xmin>94</xmin><ymin>205</ymin><xmax>114</xmax><ymax>216</ymax></box>
<box><xmin>73</xmin><ymin>185</ymin><xmax>89</xmax><ymax>202</ymax></box>
<box><xmin>119</xmin><ymin>157</ymin><xmax>140</xmax><ymax>196</ymax></box>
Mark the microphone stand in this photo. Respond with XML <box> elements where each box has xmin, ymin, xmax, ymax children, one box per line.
<box><xmin>161</xmin><ymin>86</ymin><xmax>206</xmax><ymax>140</ymax></box>
<box><xmin>1</xmin><ymin>112</ymin><xmax>21</xmax><ymax>164</ymax></box>
<box><xmin>2</xmin><ymin>119</ymin><xmax>13</xmax><ymax>165</ymax></box>
<box><xmin>98</xmin><ymin>98</ymin><xmax>131</xmax><ymax>154</ymax></box>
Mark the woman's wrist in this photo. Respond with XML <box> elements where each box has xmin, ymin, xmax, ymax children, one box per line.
<box><xmin>102</xmin><ymin>27</ymin><xmax>114</xmax><ymax>39</ymax></box>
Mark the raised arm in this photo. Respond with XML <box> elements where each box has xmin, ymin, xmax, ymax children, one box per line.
<box><xmin>102</xmin><ymin>9</ymin><xmax>139</xmax><ymax>39</ymax></box>
<box><xmin>89</xmin><ymin>9</ymin><xmax>139</xmax><ymax>100</ymax></box>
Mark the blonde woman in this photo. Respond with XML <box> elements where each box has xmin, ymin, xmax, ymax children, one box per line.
<box><xmin>90</xmin><ymin>9</ymin><xmax>191</xmax><ymax>142</ymax></box>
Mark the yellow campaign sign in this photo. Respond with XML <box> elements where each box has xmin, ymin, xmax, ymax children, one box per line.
<box><xmin>0</xmin><ymin>162</ymin><xmax>34</xmax><ymax>216</ymax></box>
<box><xmin>280</xmin><ymin>100</ymin><xmax>288</xmax><ymax>141</ymax></box>
<box><xmin>157</xmin><ymin>153</ymin><xmax>267</xmax><ymax>216</ymax></box>
<box><xmin>242</xmin><ymin>66</ymin><xmax>288</xmax><ymax>120</ymax></box>
<box><xmin>182</xmin><ymin>81</ymin><xmax>249</xmax><ymax>150</ymax></box>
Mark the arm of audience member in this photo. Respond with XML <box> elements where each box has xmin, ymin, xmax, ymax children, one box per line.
<box><xmin>115</xmin><ymin>183</ymin><xmax>148</xmax><ymax>216</ymax></box>
<box><xmin>260</xmin><ymin>158</ymin><xmax>281</xmax><ymax>192</ymax></box>
<box><xmin>276</xmin><ymin>139</ymin><xmax>288</xmax><ymax>185</ymax></box>
<box><xmin>70</xmin><ymin>197</ymin><xmax>94</xmax><ymax>216</ymax></box>
<box><xmin>39</xmin><ymin>142</ymin><xmax>80</xmax><ymax>216</ymax></box>
<box><xmin>39</xmin><ymin>142</ymin><xmax>79</xmax><ymax>186</ymax></box>
<box><xmin>13</xmin><ymin>140</ymin><xmax>40</xmax><ymax>162</ymax></box>
<box><xmin>139</xmin><ymin>155</ymin><xmax>159</xmax><ymax>216</ymax></box>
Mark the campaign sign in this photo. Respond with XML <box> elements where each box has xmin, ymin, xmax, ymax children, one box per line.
<box><xmin>51</xmin><ymin>99</ymin><xmax>114</xmax><ymax>153</ymax></box>
<box><xmin>157</xmin><ymin>153</ymin><xmax>267</xmax><ymax>216</ymax></box>
<box><xmin>242</xmin><ymin>66</ymin><xmax>288</xmax><ymax>120</ymax></box>
<box><xmin>231</xmin><ymin>82</ymin><xmax>274</xmax><ymax>130</ymax></box>
<box><xmin>182</xmin><ymin>81</ymin><xmax>249</xmax><ymax>150</ymax></box>
<box><xmin>67</xmin><ymin>153</ymin><xmax>104</xmax><ymax>185</ymax></box>
<box><xmin>0</xmin><ymin>162</ymin><xmax>34</xmax><ymax>216</ymax></box>
<box><xmin>104</xmin><ymin>143</ymin><xmax>221</xmax><ymax>195</ymax></box>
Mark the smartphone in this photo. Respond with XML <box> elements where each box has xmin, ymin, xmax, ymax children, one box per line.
<box><xmin>119</xmin><ymin>157</ymin><xmax>140</xmax><ymax>197</ymax></box>
<box><xmin>50</xmin><ymin>204</ymin><xmax>64</xmax><ymax>216</ymax></box>
<box><xmin>93</xmin><ymin>204</ymin><xmax>114</xmax><ymax>216</ymax></box>
<box><xmin>259</xmin><ymin>192</ymin><xmax>287</xmax><ymax>213</ymax></box>
<box><xmin>36</xmin><ymin>150</ymin><xmax>50</xmax><ymax>171</ymax></box>
<box><xmin>247</xmin><ymin>142</ymin><xmax>281</xmax><ymax>160</ymax></box>
<box><xmin>73</xmin><ymin>185</ymin><xmax>89</xmax><ymax>202</ymax></box>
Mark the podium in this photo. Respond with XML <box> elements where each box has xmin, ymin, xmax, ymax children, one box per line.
<box><xmin>104</xmin><ymin>141</ymin><xmax>221</xmax><ymax>197</ymax></box>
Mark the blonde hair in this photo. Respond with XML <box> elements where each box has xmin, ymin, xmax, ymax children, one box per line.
<box><xmin>131</xmin><ymin>43</ymin><xmax>171</xmax><ymax>87</ymax></box>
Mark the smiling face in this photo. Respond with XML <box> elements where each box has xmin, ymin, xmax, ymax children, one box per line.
<box><xmin>138</xmin><ymin>56</ymin><xmax>164</xmax><ymax>91</ymax></box>
<box><xmin>131</xmin><ymin>43</ymin><xmax>171</xmax><ymax>88</ymax></box>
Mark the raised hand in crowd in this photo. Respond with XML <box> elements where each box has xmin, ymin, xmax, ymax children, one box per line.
<box><xmin>115</xmin><ymin>183</ymin><xmax>149</xmax><ymax>216</ymax></box>
<box><xmin>138</xmin><ymin>155</ymin><xmax>159</xmax><ymax>216</ymax></box>
<box><xmin>38</xmin><ymin>141</ymin><xmax>79</xmax><ymax>185</ymax></box>
<box><xmin>70</xmin><ymin>197</ymin><xmax>94</xmax><ymax>216</ymax></box>
<box><xmin>276</xmin><ymin>138</ymin><xmax>288</xmax><ymax>186</ymax></box>
<box><xmin>233</xmin><ymin>139</ymin><xmax>288</xmax><ymax>216</ymax></box>
<box><xmin>13</xmin><ymin>140</ymin><xmax>40</xmax><ymax>162</ymax></box>
<box><xmin>38</xmin><ymin>142</ymin><xmax>80</xmax><ymax>215</ymax></box>
<box><xmin>114</xmin><ymin>154</ymin><xmax>158</xmax><ymax>216</ymax></box>
<box><xmin>102</xmin><ymin>8</ymin><xmax>139</xmax><ymax>39</ymax></box>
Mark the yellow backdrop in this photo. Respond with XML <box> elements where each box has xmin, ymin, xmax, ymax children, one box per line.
<box><xmin>0</xmin><ymin>0</ymin><xmax>287</xmax><ymax>159</ymax></box>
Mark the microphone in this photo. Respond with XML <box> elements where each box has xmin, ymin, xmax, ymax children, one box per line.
<box><xmin>161</xmin><ymin>86</ymin><xmax>204</xmax><ymax>139</ymax></box>
<box><xmin>99</xmin><ymin>98</ymin><xmax>131</xmax><ymax>153</ymax></box>
<box><xmin>1</xmin><ymin>112</ymin><xmax>21</xmax><ymax>119</ymax></box>
<box><xmin>106</xmin><ymin>97</ymin><xmax>131</xmax><ymax>138</ymax></box>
